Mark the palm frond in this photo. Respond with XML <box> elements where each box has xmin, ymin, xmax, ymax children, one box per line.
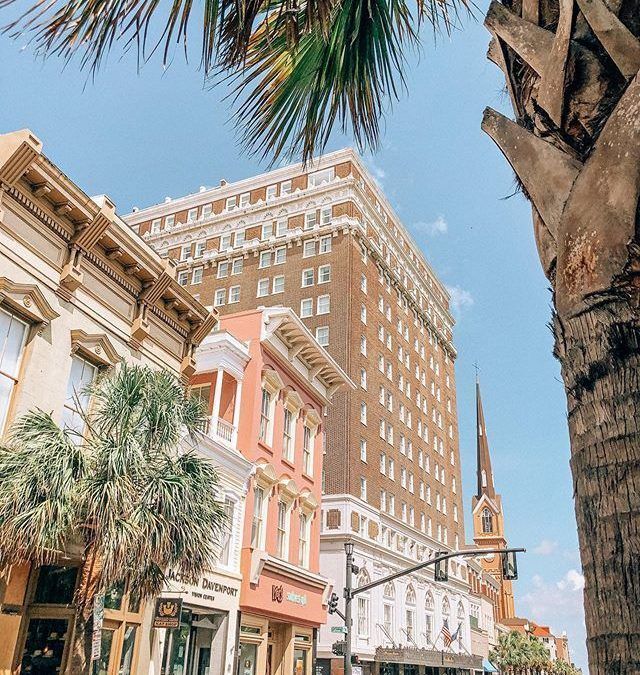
<box><xmin>0</xmin><ymin>410</ymin><xmax>87</xmax><ymax>568</ymax></box>
<box><xmin>223</xmin><ymin>0</ymin><xmax>420</xmax><ymax>162</ymax></box>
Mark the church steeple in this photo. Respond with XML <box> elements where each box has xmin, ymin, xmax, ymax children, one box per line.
<box><xmin>476</xmin><ymin>379</ymin><xmax>496</xmax><ymax>499</ymax></box>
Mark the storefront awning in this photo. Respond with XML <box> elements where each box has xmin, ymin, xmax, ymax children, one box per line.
<box><xmin>483</xmin><ymin>659</ymin><xmax>498</xmax><ymax>673</ymax></box>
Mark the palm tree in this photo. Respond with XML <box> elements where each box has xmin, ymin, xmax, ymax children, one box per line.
<box><xmin>2</xmin><ymin>0</ymin><xmax>639</xmax><ymax>671</ymax></box>
<box><xmin>554</xmin><ymin>660</ymin><xmax>582</xmax><ymax>675</ymax></box>
<box><xmin>0</xmin><ymin>363</ymin><xmax>227</xmax><ymax>673</ymax></box>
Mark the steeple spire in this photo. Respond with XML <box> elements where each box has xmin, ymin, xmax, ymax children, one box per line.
<box><xmin>476</xmin><ymin>379</ymin><xmax>496</xmax><ymax>499</ymax></box>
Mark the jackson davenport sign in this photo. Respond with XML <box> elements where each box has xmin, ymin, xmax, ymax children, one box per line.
<box><xmin>166</xmin><ymin>569</ymin><xmax>239</xmax><ymax>597</ymax></box>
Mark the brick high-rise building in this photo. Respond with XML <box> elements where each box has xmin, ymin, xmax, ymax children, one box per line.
<box><xmin>124</xmin><ymin>151</ymin><xmax>480</xmax><ymax>673</ymax></box>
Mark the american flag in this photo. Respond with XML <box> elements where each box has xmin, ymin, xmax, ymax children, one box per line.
<box><xmin>442</xmin><ymin>619</ymin><xmax>452</xmax><ymax>647</ymax></box>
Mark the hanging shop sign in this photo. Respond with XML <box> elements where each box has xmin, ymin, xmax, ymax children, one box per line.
<box><xmin>153</xmin><ymin>597</ymin><xmax>183</xmax><ymax>629</ymax></box>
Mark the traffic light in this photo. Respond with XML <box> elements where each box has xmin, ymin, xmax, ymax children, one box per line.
<box><xmin>434</xmin><ymin>551</ymin><xmax>448</xmax><ymax>582</ymax></box>
<box><xmin>331</xmin><ymin>641</ymin><xmax>346</xmax><ymax>656</ymax></box>
<box><xmin>328</xmin><ymin>592</ymin><xmax>340</xmax><ymax>614</ymax></box>
<box><xmin>351</xmin><ymin>655</ymin><xmax>361</xmax><ymax>665</ymax></box>
<box><xmin>502</xmin><ymin>550</ymin><xmax>518</xmax><ymax>580</ymax></box>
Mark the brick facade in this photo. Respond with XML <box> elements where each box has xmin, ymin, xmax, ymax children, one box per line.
<box><xmin>124</xmin><ymin>149</ymin><xmax>465</xmax><ymax>552</ymax></box>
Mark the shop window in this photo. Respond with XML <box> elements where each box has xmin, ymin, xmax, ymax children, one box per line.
<box><xmin>33</xmin><ymin>565</ymin><xmax>78</xmax><ymax>605</ymax></box>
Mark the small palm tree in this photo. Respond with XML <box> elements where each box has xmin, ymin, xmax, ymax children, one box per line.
<box><xmin>0</xmin><ymin>363</ymin><xmax>227</xmax><ymax>671</ymax></box>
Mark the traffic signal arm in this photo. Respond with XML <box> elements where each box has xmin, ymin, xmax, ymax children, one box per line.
<box><xmin>350</xmin><ymin>547</ymin><xmax>526</xmax><ymax>597</ymax></box>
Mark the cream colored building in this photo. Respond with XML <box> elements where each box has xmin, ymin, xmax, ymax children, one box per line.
<box><xmin>0</xmin><ymin>129</ymin><xmax>215</xmax><ymax>675</ymax></box>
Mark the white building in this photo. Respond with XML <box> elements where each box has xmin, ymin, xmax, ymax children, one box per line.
<box><xmin>144</xmin><ymin>330</ymin><xmax>253</xmax><ymax>675</ymax></box>
<box><xmin>317</xmin><ymin>494</ymin><xmax>483</xmax><ymax>675</ymax></box>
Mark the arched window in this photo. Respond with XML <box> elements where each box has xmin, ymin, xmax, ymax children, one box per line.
<box><xmin>383</xmin><ymin>582</ymin><xmax>396</xmax><ymax>600</ymax></box>
<box><xmin>425</xmin><ymin>591</ymin><xmax>435</xmax><ymax>643</ymax></box>
<box><xmin>356</xmin><ymin>570</ymin><xmax>371</xmax><ymax>640</ymax></box>
<box><xmin>457</xmin><ymin>602</ymin><xmax>465</xmax><ymax>621</ymax></box>
<box><xmin>481</xmin><ymin>469</ymin><xmax>487</xmax><ymax>487</ymax></box>
<box><xmin>482</xmin><ymin>508</ymin><xmax>493</xmax><ymax>533</ymax></box>
<box><xmin>442</xmin><ymin>597</ymin><xmax>450</xmax><ymax>617</ymax></box>
<box><xmin>405</xmin><ymin>585</ymin><xmax>416</xmax><ymax>641</ymax></box>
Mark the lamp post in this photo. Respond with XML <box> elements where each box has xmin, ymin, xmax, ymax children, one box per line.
<box><xmin>344</xmin><ymin>541</ymin><xmax>355</xmax><ymax>675</ymax></box>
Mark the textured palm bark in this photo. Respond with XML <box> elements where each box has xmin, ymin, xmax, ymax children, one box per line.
<box><xmin>482</xmin><ymin>1</ymin><xmax>640</xmax><ymax>672</ymax></box>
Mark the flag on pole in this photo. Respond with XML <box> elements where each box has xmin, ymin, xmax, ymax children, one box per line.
<box><xmin>442</xmin><ymin>619</ymin><xmax>453</xmax><ymax>647</ymax></box>
<box><xmin>451</xmin><ymin>621</ymin><xmax>461</xmax><ymax>642</ymax></box>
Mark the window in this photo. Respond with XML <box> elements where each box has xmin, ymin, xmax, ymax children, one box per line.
<box><xmin>187</xmin><ymin>207</ymin><xmax>198</xmax><ymax>222</ymax></box>
<box><xmin>320</xmin><ymin>206</ymin><xmax>332</xmax><ymax>225</ymax></box>
<box><xmin>218</xmin><ymin>497</ymin><xmax>235</xmax><ymax>566</ymax></box>
<box><xmin>257</xmin><ymin>279</ymin><xmax>270</xmax><ymax>297</ymax></box>
<box><xmin>259</xmin><ymin>251</ymin><xmax>271</xmax><ymax>268</ymax></box>
<box><xmin>298</xmin><ymin>512</ymin><xmax>310</xmax><ymax>567</ymax></box>
<box><xmin>300</xmin><ymin>299</ymin><xmax>313</xmax><ymax>318</ymax></box>
<box><xmin>274</xmin><ymin>247</ymin><xmax>286</xmax><ymax>265</ymax></box>
<box><xmin>319</xmin><ymin>235</ymin><xmax>332</xmax><ymax>253</ymax></box>
<box><xmin>482</xmin><ymin>508</ymin><xmax>493</xmax><ymax>533</ymax></box>
<box><xmin>62</xmin><ymin>355</ymin><xmax>97</xmax><ymax>436</ymax></box>
<box><xmin>251</xmin><ymin>485</ymin><xmax>265</xmax><ymax>548</ymax></box>
<box><xmin>177</xmin><ymin>271</ymin><xmax>189</xmax><ymax>286</ymax></box>
<box><xmin>272</xmin><ymin>276</ymin><xmax>285</xmax><ymax>294</ymax></box>
<box><xmin>165</xmin><ymin>214</ymin><xmax>175</xmax><ymax>228</ymax></box>
<box><xmin>360</xmin><ymin>477</ymin><xmax>367</xmax><ymax>501</ymax></box>
<box><xmin>191</xmin><ymin>267</ymin><xmax>203</xmax><ymax>285</ymax></box>
<box><xmin>235</xmin><ymin>229</ymin><xmax>245</xmax><ymax>247</ymax></box>
<box><xmin>220</xmin><ymin>233</ymin><xmax>232</xmax><ymax>250</ymax></box>
<box><xmin>231</xmin><ymin>257</ymin><xmax>243</xmax><ymax>274</ymax></box>
<box><xmin>360</xmin><ymin>439</ymin><xmax>367</xmax><ymax>462</ymax></box>
<box><xmin>318</xmin><ymin>264</ymin><xmax>331</xmax><ymax>284</ymax></box>
<box><xmin>357</xmin><ymin>596</ymin><xmax>370</xmax><ymax>639</ymax></box>
<box><xmin>217</xmin><ymin>261</ymin><xmax>229</xmax><ymax>278</ymax></box>
<box><xmin>281</xmin><ymin>180</ymin><xmax>292</xmax><ymax>196</ymax></box>
<box><xmin>360</xmin><ymin>305</ymin><xmax>367</xmax><ymax>324</ymax></box>
<box><xmin>316</xmin><ymin>326</ymin><xmax>329</xmax><ymax>346</ymax></box>
<box><xmin>228</xmin><ymin>286</ymin><xmax>241</xmax><ymax>304</ymax></box>
<box><xmin>360</xmin><ymin>402</ymin><xmax>367</xmax><ymax>425</ymax></box>
<box><xmin>317</xmin><ymin>295</ymin><xmax>330</xmax><ymax>315</ymax></box>
<box><xmin>360</xmin><ymin>369</ymin><xmax>367</xmax><ymax>389</ymax></box>
<box><xmin>259</xmin><ymin>389</ymin><xmax>272</xmax><ymax>441</ymax></box>
<box><xmin>151</xmin><ymin>218</ymin><xmax>161</xmax><ymax>233</ymax></box>
<box><xmin>194</xmin><ymin>241</ymin><xmax>206</xmax><ymax>258</ymax></box>
<box><xmin>302</xmin><ymin>269</ymin><xmax>314</xmax><ymax>287</ymax></box>
<box><xmin>262</xmin><ymin>222</ymin><xmax>274</xmax><ymax>240</ymax></box>
<box><xmin>360</xmin><ymin>274</ymin><xmax>367</xmax><ymax>293</ymax></box>
<box><xmin>405</xmin><ymin>587</ymin><xmax>416</xmax><ymax>641</ymax></box>
<box><xmin>283</xmin><ymin>408</ymin><xmax>295</xmax><ymax>462</ymax></box>
<box><xmin>271</xmin><ymin>220</ymin><xmax>286</xmax><ymax>239</ymax></box>
<box><xmin>214</xmin><ymin>288</ymin><xmax>226</xmax><ymax>306</ymax></box>
<box><xmin>180</xmin><ymin>245</ymin><xmax>190</xmax><ymax>261</ymax></box>
<box><xmin>379</xmin><ymin>453</ymin><xmax>386</xmax><ymax>475</ymax></box>
<box><xmin>304</xmin><ymin>212</ymin><xmax>317</xmax><ymax>230</ymax></box>
<box><xmin>239</xmin><ymin>192</ymin><xmax>250</xmax><ymax>207</ymax></box>
<box><xmin>225</xmin><ymin>196</ymin><xmax>237</xmax><ymax>211</ymax></box>
<box><xmin>202</xmin><ymin>204</ymin><xmax>212</xmax><ymax>218</ymax></box>
<box><xmin>266</xmin><ymin>184</ymin><xmax>277</xmax><ymax>201</ymax></box>
<box><xmin>276</xmin><ymin>501</ymin><xmax>289</xmax><ymax>559</ymax></box>
<box><xmin>308</xmin><ymin>167</ymin><xmax>334</xmax><ymax>187</ymax></box>
<box><xmin>303</xmin><ymin>240</ymin><xmax>316</xmax><ymax>257</ymax></box>
<box><xmin>303</xmin><ymin>425</ymin><xmax>314</xmax><ymax>475</ymax></box>
<box><xmin>388</xmin><ymin>458</ymin><xmax>395</xmax><ymax>480</ymax></box>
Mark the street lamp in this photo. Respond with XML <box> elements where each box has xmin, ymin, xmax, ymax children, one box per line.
<box><xmin>344</xmin><ymin>541</ymin><xmax>355</xmax><ymax>675</ymax></box>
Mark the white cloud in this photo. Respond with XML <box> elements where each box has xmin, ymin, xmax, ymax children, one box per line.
<box><xmin>415</xmin><ymin>215</ymin><xmax>448</xmax><ymax>237</ymax></box>
<box><xmin>364</xmin><ymin>158</ymin><xmax>387</xmax><ymax>187</ymax></box>
<box><xmin>533</xmin><ymin>539</ymin><xmax>559</xmax><ymax>556</ymax></box>
<box><xmin>520</xmin><ymin>569</ymin><xmax>587</xmax><ymax>670</ymax></box>
<box><xmin>446</xmin><ymin>286</ymin><xmax>474</xmax><ymax>314</ymax></box>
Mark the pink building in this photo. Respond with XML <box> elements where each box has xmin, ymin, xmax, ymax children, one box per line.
<box><xmin>193</xmin><ymin>307</ymin><xmax>352</xmax><ymax>675</ymax></box>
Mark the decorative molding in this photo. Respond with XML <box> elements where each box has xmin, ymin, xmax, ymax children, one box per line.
<box><xmin>70</xmin><ymin>329</ymin><xmax>122</xmax><ymax>367</ymax></box>
<box><xmin>0</xmin><ymin>277</ymin><xmax>59</xmax><ymax>325</ymax></box>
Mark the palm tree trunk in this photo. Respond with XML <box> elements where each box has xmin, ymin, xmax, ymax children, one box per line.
<box><xmin>482</xmin><ymin>1</ymin><xmax>640</xmax><ymax>673</ymax></box>
<box><xmin>554</xmin><ymin>302</ymin><xmax>640</xmax><ymax>672</ymax></box>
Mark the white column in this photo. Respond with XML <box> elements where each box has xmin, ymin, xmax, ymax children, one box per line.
<box><xmin>212</xmin><ymin>367</ymin><xmax>224</xmax><ymax>421</ymax></box>
<box><xmin>231</xmin><ymin>379</ymin><xmax>243</xmax><ymax>447</ymax></box>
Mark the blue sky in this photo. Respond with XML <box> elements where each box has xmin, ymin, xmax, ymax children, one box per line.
<box><xmin>0</xmin><ymin>2</ymin><xmax>587</xmax><ymax>669</ymax></box>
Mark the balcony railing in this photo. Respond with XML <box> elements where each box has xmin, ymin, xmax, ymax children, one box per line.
<box><xmin>197</xmin><ymin>416</ymin><xmax>237</xmax><ymax>447</ymax></box>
